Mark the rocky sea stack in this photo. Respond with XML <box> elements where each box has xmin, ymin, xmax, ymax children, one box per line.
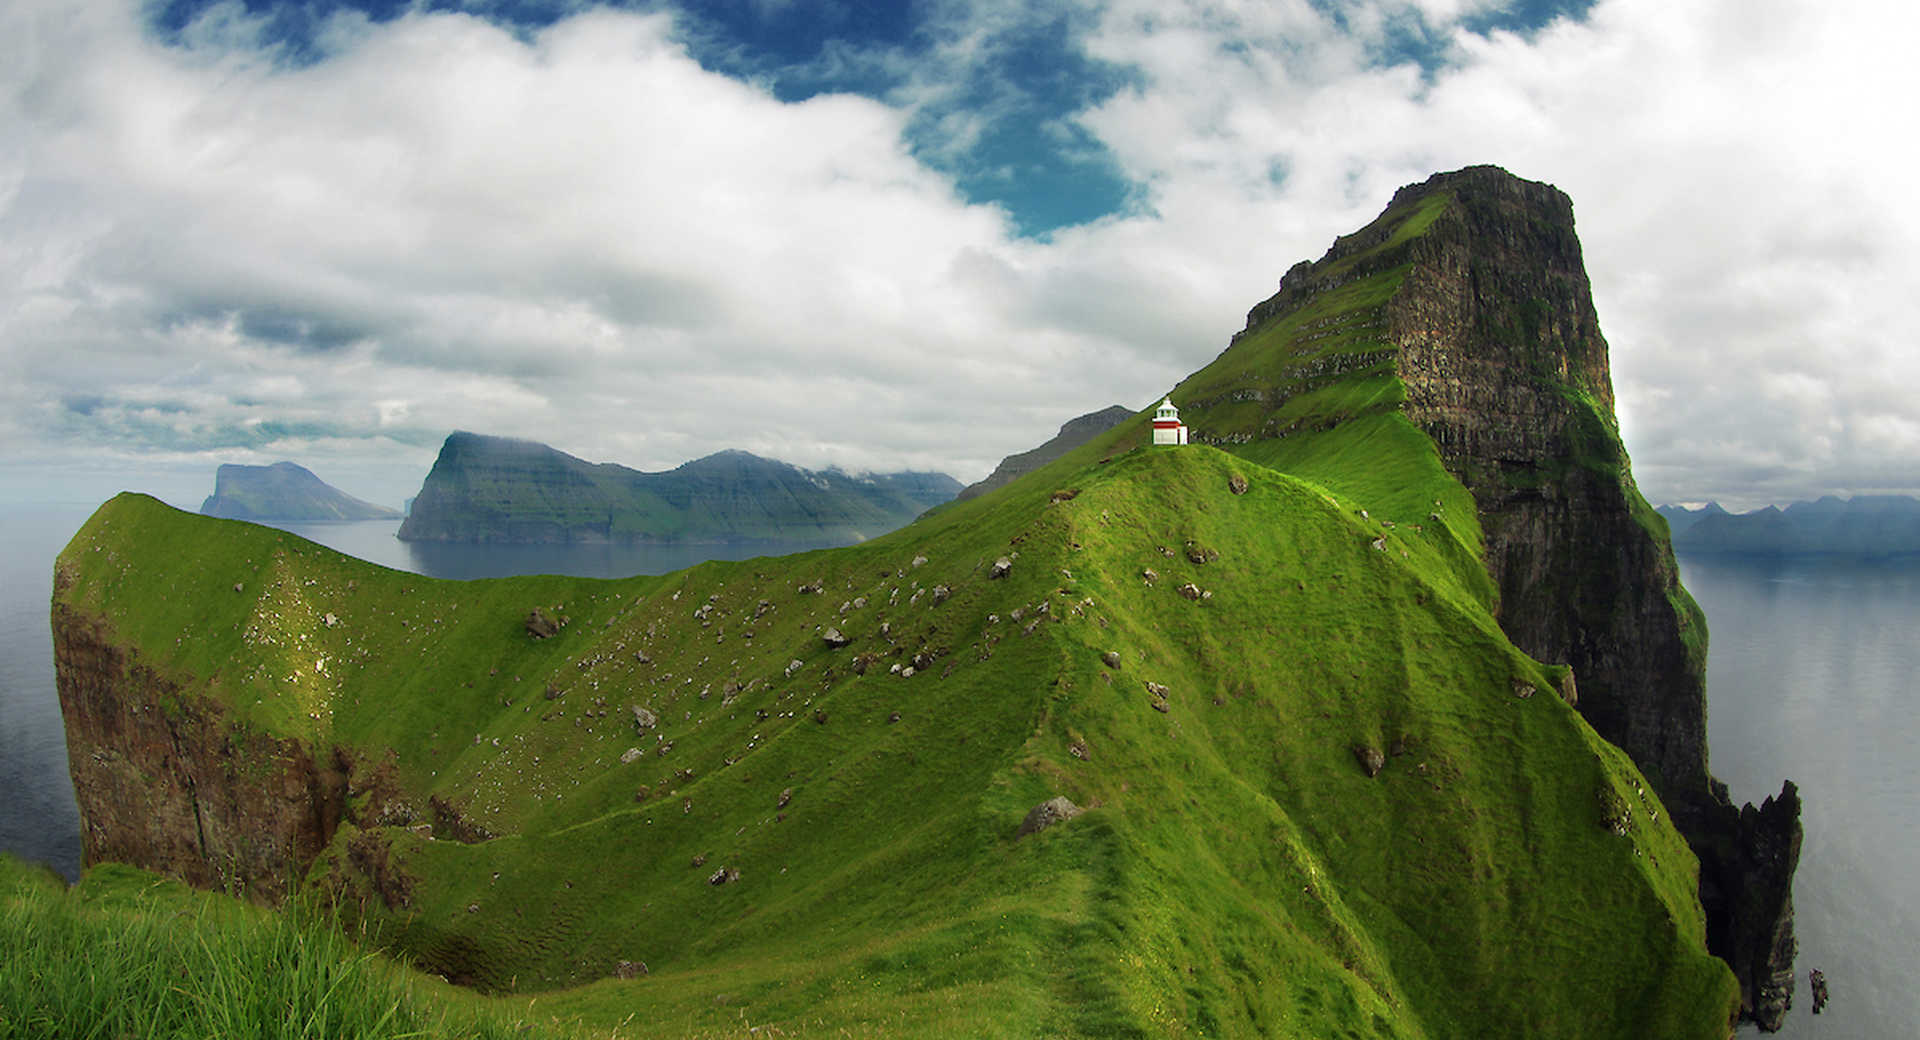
<box><xmin>54</xmin><ymin>165</ymin><xmax>1797</xmax><ymax>1037</ymax></box>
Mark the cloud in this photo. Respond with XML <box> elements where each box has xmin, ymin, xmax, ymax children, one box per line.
<box><xmin>1</xmin><ymin>0</ymin><xmax>1916</xmax><ymax>515</ymax></box>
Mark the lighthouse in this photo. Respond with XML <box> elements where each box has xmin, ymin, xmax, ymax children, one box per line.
<box><xmin>1151</xmin><ymin>397</ymin><xmax>1188</xmax><ymax>446</ymax></box>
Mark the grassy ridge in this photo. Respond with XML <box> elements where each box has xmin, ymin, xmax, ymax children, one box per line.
<box><xmin>53</xmin><ymin>433</ymin><xmax>1736</xmax><ymax>1036</ymax></box>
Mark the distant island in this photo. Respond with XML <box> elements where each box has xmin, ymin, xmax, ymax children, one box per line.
<box><xmin>199</xmin><ymin>462</ymin><xmax>401</xmax><ymax>522</ymax></box>
<box><xmin>953</xmin><ymin>405</ymin><xmax>1131</xmax><ymax>502</ymax></box>
<box><xmin>397</xmin><ymin>432</ymin><xmax>961</xmax><ymax>545</ymax></box>
<box><xmin>1660</xmin><ymin>495</ymin><xmax>1920</xmax><ymax>556</ymax></box>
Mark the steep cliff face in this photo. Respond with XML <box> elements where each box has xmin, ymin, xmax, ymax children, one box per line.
<box><xmin>1208</xmin><ymin>165</ymin><xmax>1801</xmax><ymax>1029</ymax></box>
<box><xmin>52</xmin><ymin>601</ymin><xmax>347</xmax><ymax>902</ymax></box>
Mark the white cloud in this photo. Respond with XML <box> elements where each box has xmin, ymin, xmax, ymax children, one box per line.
<box><xmin>2</xmin><ymin>0</ymin><xmax>1916</xmax><ymax>514</ymax></box>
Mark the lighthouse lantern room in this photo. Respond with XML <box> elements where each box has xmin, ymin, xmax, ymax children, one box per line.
<box><xmin>1152</xmin><ymin>397</ymin><xmax>1188</xmax><ymax>446</ymax></box>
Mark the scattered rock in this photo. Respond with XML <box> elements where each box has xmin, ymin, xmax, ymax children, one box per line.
<box><xmin>1144</xmin><ymin>680</ymin><xmax>1171</xmax><ymax>713</ymax></box>
<box><xmin>797</xmin><ymin>580</ymin><xmax>822</xmax><ymax>595</ymax></box>
<box><xmin>1101</xmin><ymin>650</ymin><xmax>1122</xmax><ymax>669</ymax></box>
<box><xmin>1184</xmin><ymin>544</ymin><xmax>1219</xmax><ymax>565</ymax></box>
<box><xmin>932</xmin><ymin>584</ymin><xmax>950</xmax><ymax>604</ymax></box>
<box><xmin>1142</xmin><ymin>568</ymin><xmax>1158</xmax><ymax>584</ymax></box>
<box><xmin>823</xmin><ymin>628</ymin><xmax>851</xmax><ymax>648</ymax></box>
<box><xmin>1555</xmin><ymin>670</ymin><xmax>1579</xmax><ymax>706</ymax></box>
<box><xmin>232</xmin><ymin>582</ymin><xmax>244</xmax><ymax>593</ymax></box>
<box><xmin>621</xmin><ymin>747</ymin><xmax>643</xmax><ymax>764</ymax></box>
<box><xmin>1177</xmin><ymin>583</ymin><xmax>1202</xmax><ymax>601</ymax></box>
<box><xmin>1228</xmin><ymin>474</ymin><xmax>1248</xmax><ymax>495</ymax></box>
<box><xmin>888</xmin><ymin>711</ymin><xmax>901</xmax><ymax>723</ymax></box>
<box><xmin>1068</xmin><ymin>740</ymin><xmax>1089</xmax><ymax>760</ymax></box>
<box><xmin>544</xmin><ymin>682</ymin><xmax>565</xmax><ymax>700</ymax></box>
<box><xmin>323</xmin><ymin>613</ymin><xmax>338</xmax><ymax>628</ymax></box>
<box><xmin>634</xmin><ymin>650</ymin><xmax>651</xmax><ymax>664</ymax></box>
<box><xmin>813</xmin><ymin>709</ymin><xmax>828</xmax><ymax>724</ymax></box>
<box><xmin>630</xmin><ymin>705</ymin><xmax>658</xmax><ymax>730</ymax></box>
<box><xmin>912</xmin><ymin>554</ymin><xmax>928</xmax><ymax>567</ymax></box>
<box><xmin>1370</xmin><ymin>537</ymin><xmax>1387</xmax><ymax>552</ymax></box>
<box><xmin>989</xmin><ymin>556</ymin><xmax>1013</xmax><ymax>580</ymax></box>
<box><xmin>1511</xmin><ymin>679</ymin><xmax>1536</xmax><ymax>700</ymax></box>
<box><xmin>708</xmin><ymin>866</ymin><xmax>741</xmax><ymax>886</ymax></box>
<box><xmin>777</xmin><ymin>787</ymin><xmax>793</xmax><ymax>809</ymax></box>
<box><xmin>1049</xmin><ymin>488</ymin><xmax>1081</xmax><ymax>502</ymax></box>
<box><xmin>525</xmin><ymin>608</ymin><xmax>562</xmax><ymax>639</ymax></box>
<box><xmin>614</xmin><ymin>960</ymin><xmax>648</xmax><ymax>979</ymax></box>
<box><xmin>1353</xmin><ymin>744</ymin><xmax>1386</xmax><ymax>778</ymax></box>
<box><xmin>690</xmin><ymin>853</ymin><xmax>706</xmax><ymax>867</ymax></box>
<box><xmin>1018</xmin><ymin>796</ymin><xmax>1083</xmax><ymax>837</ymax></box>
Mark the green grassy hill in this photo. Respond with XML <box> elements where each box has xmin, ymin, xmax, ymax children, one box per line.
<box><xmin>46</xmin><ymin>166</ymin><xmax>1753</xmax><ymax>1037</ymax></box>
<box><xmin>53</xmin><ymin>437</ymin><xmax>1733</xmax><ymax>1037</ymax></box>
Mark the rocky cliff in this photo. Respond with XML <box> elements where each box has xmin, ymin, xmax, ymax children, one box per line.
<box><xmin>398</xmin><ymin>433</ymin><xmax>959</xmax><ymax>545</ymax></box>
<box><xmin>200</xmin><ymin>462</ymin><xmax>400</xmax><ymax>522</ymax></box>
<box><xmin>953</xmin><ymin>405</ymin><xmax>1132</xmax><ymax>502</ymax></box>
<box><xmin>1187</xmin><ymin>165</ymin><xmax>1801</xmax><ymax>1029</ymax></box>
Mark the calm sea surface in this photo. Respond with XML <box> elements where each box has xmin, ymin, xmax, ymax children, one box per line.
<box><xmin>1</xmin><ymin>504</ymin><xmax>1911</xmax><ymax>1035</ymax></box>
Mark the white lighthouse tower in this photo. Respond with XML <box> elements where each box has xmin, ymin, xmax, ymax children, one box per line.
<box><xmin>1151</xmin><ymin>397</ymin><xmax>1188</xmax><ymax>446</ymax></box>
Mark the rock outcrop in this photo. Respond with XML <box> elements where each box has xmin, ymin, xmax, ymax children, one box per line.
<box><xmin>399</xmin><ymin>434</ymin><xmax>960</xmax><ymax>545</ymax></box>
<box><xmin>200</xmin><ymin>461</ymin><xmax>400</xmax><ymax>522</ymax></box>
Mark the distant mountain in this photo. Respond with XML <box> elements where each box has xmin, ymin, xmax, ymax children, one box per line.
<box><xmin>953</xmin><ymin>405</ymin><xmax>1132</xmax><ymax>502</ymax></box>
<box><xmin>397</xmin><ymin>432</ymin><xmax>961</xmax><ymax>544</ymax></box>
<box><xmin>1663</xmin><ymin>495</ymin><xmax>1920</xmax><ymax>555</ymax></box>
<box><xmin>199</xmin><ymin>462</ymin><xmax>400</xmax><ymax>522</ymax></box>
<box><xmin>1654</xmin><ymin>502</ymin><xmax>1729</xmax><ymax>539</ymax></box>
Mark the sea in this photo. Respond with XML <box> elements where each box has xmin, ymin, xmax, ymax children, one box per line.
<box><xmin>0</xmin><ymin>501</ymin><xmax>1911</xmax><ymax>1036</ymax></box>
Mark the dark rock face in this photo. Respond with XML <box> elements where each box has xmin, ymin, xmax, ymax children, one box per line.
<box><xmin>955</xmin><ymin>405</ymin><xmax>1132</xmax><ymax>502</ymax></box>
<box><xmin>200</xmin><ymin>461</ymin><xmax>400</xmax><ymax>522</ymax></box>
<box><xmin>1230</xmin><ymin>165</ymin><xmax>1801</xmax><ymax>1028</ymax></box>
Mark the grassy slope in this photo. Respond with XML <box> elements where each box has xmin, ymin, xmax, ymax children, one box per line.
<box><xmin>0</xmin><ymin>855</ymin><xmax>574</xmax><ymax>1040</ymax></box>
<box><xmin>46</xmin><ymin>182</ymin><xmax>1737</xmax><ymax>1038</ymax></box>
<box><xmin>57</xmin><ymin>433</ymin><xmax>1733</xmax><ymax>1037</ymax></box>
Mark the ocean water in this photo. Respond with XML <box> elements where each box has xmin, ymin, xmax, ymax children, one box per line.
<box><xmin>1</xmin><ymin>503</ymin><xmax>1911</xmax><ymax>1036</ymax></box>
<box><xmin>1681</xmin><ymin>554</ymin><xmax>1920</xmax><ymax>1038</ymax></box>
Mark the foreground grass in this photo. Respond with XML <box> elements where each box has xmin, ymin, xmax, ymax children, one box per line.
<box><xmin>0</xmin><ymin>856</ymin><xmax>580</xmax><ymax>1040</ymax></box>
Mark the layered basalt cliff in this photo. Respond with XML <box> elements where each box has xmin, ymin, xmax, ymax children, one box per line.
<box><xmin>1219</xmin><ymin>165</ymin><xmax>1802</xmax><ymax>1029</ymax></box>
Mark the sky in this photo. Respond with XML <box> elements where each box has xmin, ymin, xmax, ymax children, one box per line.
<box><xmin>3</xmin><ymin>0</ymin><xmax>1916</xmax><ymax>513</ymax></box>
